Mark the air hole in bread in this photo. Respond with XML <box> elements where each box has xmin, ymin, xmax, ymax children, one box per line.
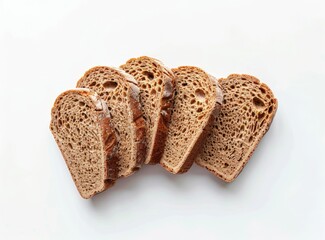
<box><xmin>103</xmin><ymin>81</ymin><xmax>118</xmax><ymax>91</ymax></box>
<box><xmin>195</xmin><ymin>89</ymin><xmax>205</xmax><ymax>102</ymax></box>
<box><xmin>79</xmin><ymin>101</ymin><xmax>85</xmax><ymax>106</ymax></box>
<box><xmin>260</xmin><ymin>87</ymin><xmax>266</xmax><ymax>94</ymax></box>
<box><xmin>268</xmin><ymin>106</ymin><xmax>273</xmax><ymax>113</ymax></box>
<box><xmin>89</xmin><ymin>82</ymin><xmax>96</xmax><ymax>87</ymax></box>
<box><xmin>151</xmin><ymin>89</ymin><xmax>156</xmax><ymax>95</ymax></box>
<box><xmin>223</xmin><ymin>163</ymin><xmax>229</xmax><ymax>168</ymax></box>
<box><xmin>252</xmin><ymin>97</ymin><xmax>265</xmax><ymax>108</ymax></box>
<box><xmin>114</xmin><ymin>128</ymin><xmax>120</xmax><ymax>137</ymax></box>
<box><xmin>258</xmin><ymin>112</ymin><xmax>265</xmax><ymax>119</ymax></box>
<box><xmin>143</xmin><ymin>71</ymin><xmax>154</xmax><ymax>80</ymax></box>
<box><xmin>197</xmin><ymin>107</ymin><xmax>203</xmax><ymax>113</ymax></box>
<box><xmin>182</xmin><ymin>82</ymin><xmax>188</xmax><ymax>86</ymax></box>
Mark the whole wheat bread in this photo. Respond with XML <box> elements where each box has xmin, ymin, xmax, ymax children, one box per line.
<box><xmin>160</xmin><ymin>66</ymin><xmax>223</xmax><ymax>174</ymax></box>
<box><xmin>50</xmin><ymin>89</ymin><xmax>118</xmax><ymax>199</ymax></box>
<box><xmin>76</xmin><ymin>67</ymin><xmax>146</xmax><ymax>178</ymax></box>
<box><xmin>196</xmin><ymin>74</ymin><xmax>278</xmax><ymax>182</ymax></box>
<box><xmin>120</xmin><ymin>56</ymin><xmax>175</xmax><ymax>164</ymax></box>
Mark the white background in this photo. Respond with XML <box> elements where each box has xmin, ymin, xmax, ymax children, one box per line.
<box><xmin>1</xmin><ymin>0</ymin><xmax>324</xmax><ymax>239</ymax></box>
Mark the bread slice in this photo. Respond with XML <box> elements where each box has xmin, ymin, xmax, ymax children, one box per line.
<box><xmin>196</xmin><ymin>74</ymin><xmax>278</xmax><ymax>182</ymax></box>
<box><xmin>120</xmin><ymin>56</ymin><xmax>175</xmax><ymax>164</ymax></box>
<box><xmin>76</xmin><ymin>67</ymin><xmax>146</xmax><ymax>178</ymax></box>
<box><xmin>50</xmin><ymin>89</ymin><xmax>118</xmax><ymax>199</ymax></box>
<box><xmin>160</xmin><ymin>66</ymin><xmax>223</xmax><ymax>174</ymax></box>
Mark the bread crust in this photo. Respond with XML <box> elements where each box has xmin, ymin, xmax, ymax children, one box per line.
<box><xmin>195</xmin><ymin>74</ymin><xmax>278</xmax><ymax>182</ymax></box>
<box><xmin>127</xmin><ymin>81</ymin><xmax>147</xmax><ymax>170</ymax></box>
<box><xmin>50</xmin><ymin>89</ymin><xmax>118</xmax><ymax>198</ymax></box>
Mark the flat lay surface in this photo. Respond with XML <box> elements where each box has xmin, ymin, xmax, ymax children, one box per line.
<box><xmin>0</xmin><ymin>0</ymin><xmax>324</xmax><ymax>239</ymax></box>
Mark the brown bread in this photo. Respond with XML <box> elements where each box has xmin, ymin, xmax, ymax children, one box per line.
<box><xmin>50</xmin><ymin>89</ymin><xmax>118</xmax><ymax>199</ymax></box>
<box><xmin>160</xmin><ymin>66</ymin><xmax>223</xmax><ymax>174</ymax></box>
<box><xmin>196</xmin><ymin>74</ymin><xmax>278</xmax><ymax>182</ymax></box>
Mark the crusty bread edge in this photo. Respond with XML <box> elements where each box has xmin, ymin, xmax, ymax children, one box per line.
<box><xmin>196</xmin><ymin>74</ymin><xmax>278</xmax><ymax>182</ymax></box>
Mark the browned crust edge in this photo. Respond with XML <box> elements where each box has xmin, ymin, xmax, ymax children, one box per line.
<box><xmin>49</xmin><ymin>89</ymin><xmax>117</xmax><ymax>199</ymax></box>
<box><xmin>195</xmin><ymin>74</ymin><xmax>278</xmax><ymax>183</ymax></box>
<box><xmin>121</xmin><ymin>78</ymin><xmax>147</xmax><ymax>176</ymax></box>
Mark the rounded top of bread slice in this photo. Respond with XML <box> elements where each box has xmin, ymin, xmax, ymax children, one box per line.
<box><xmin>50</xmin><ymin>89</ymin><xmax>117</xmax><ymax>198</ymax></box>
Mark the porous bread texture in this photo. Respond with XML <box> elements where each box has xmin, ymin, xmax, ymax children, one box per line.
<box><xmin>120</xmin><ymin>56</ymin><xmax>175</xmax><ymax>164</ymax></box>
<box><xmin>196</xmin><ymin>74</ymin><xmax>278</xmax><ymax>182</ymax></box>
<box><xmin>50</xmin><ymin>89</ymin><xmax>117</xmax><ymax>199</ymax></box>
<box><xmin>76</xmin><ymin>67</ymin><xmax>146</xmax><ymax>178</ymax></box>
<box><xmin>160</xmin><ymin>66</ymin><xmax>223</xmax><ymax>174</ymax></box>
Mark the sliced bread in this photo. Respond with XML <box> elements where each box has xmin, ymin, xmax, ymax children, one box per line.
<box><xmin>160</xmin><ymin>66</ymin><xmax>223</xmax><ymax>174</ymax></box>
<box><xmin>196</xmin><ymin>74</ymin><xmax>278</xmax><ymax>182</ymax></box>
<box><xmin>50</xmin><ymin>89</ymin><xmax>118</xmax><ymax>199</ymax></box>
<box><xmin>120</xmin><ymin>56</ymin><xmax>175</xmax><ymax>164</ymax></box>
<box><xmin>76</xmin><ymin>67</ymin><xmax>146</xmax><ymax>178</ymax></box>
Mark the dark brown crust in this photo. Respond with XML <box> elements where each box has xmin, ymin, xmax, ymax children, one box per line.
<box><xmin>50</xmin><ymin>89</ymin><xmax>117</xmax><ymax>198</ymax></box>
<box><xmin>195</xmin><ymin>74</ymin><xmax>278</xmax><ymax>182</ymax></box>
<box><xmin>98</xmin><ymin>111</ymin><xmax>119</xmax><ymax>180</ymax></box>
<box><xmin>160</xmin><ymin>68</ymin><xmax>223</xmax><ymax>173</ymax></box>
<box><xmin>127</xmin><ymin>82</ymin><xmax>147</xmax><ymax>171</ymax></box>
